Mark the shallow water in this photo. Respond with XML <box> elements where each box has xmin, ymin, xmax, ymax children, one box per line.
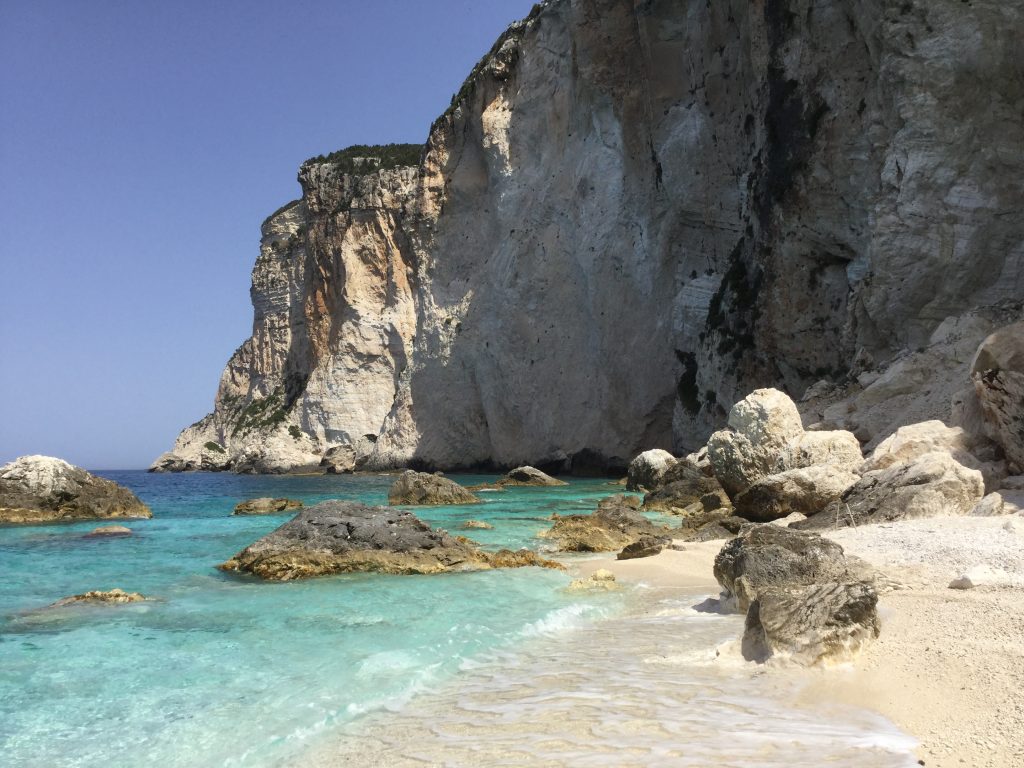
<box><xmin>0</xmin><ymin>472</ymin><xmax>917</xmax><ymax>767</ymax></box>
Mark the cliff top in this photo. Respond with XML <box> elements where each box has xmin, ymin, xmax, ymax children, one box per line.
<box><xmin>301</xmin><ymin>143</ymin><xmax>423</xmax><ymax>174</ymax></box>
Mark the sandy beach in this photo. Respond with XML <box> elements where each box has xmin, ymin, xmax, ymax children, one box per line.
<box><xmin>579</xmin><ymin>516</ymin><xmax>1024</xmax><ymax>768</ymax></box>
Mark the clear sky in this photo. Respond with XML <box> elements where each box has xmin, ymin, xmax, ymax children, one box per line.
<box><xmin>0</xmin><ymin>0</ymin><xmax>536</xmax><ymax>469</ymax></box>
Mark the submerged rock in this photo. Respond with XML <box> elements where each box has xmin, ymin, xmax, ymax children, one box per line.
<box><xmin>0</xmin><ymin>456</ymin><xmax>151</xmax><ymax>525</ymax></box>
<box><xmin>219</xmin><ymin>500</ymin><xmax>553</xmax><ymax>580</ymax></box>
<box><xmin>567</xmin><ymin>568</ymin><xmax>619</xmax><ymax>591</ymax></box>
<box><xmin>496</xmin><ymin>466</ymin><xmax>568</xmax><ymax>487</ymax></box>
<box><xmin>232</xmin><ymin>497</ymin><xmax>304</xmax><ymax>515</ymax></box>
<box><xmin>461</xmin><ymin>519</ymin><xmax>493</xmax><ymax>529</ymax></box>
<box><xmin>85</xmin><ymin>525</ymin><xmax>133</xmax><ymax>537</ymax></box>
<box><xmin>742</xmin><ymin>582</ymin><xmax>880</xmax><ymax>665</ymax></box>
<box><xmin>387</xmin><ymin>470</ymin><xmax>480</xmax><ymax>505</ymax></box>
<box><xmin>49</xmin><ymin>589</ymin><xmax>147</xmax><ymax>607</ymax></box>
<box><xmin>541</xmin><ymin>494</ymin><xmax>669</xmax><ymax>552</ymax></box>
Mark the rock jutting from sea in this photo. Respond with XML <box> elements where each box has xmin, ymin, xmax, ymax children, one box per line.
<box><xmin>219</xmin><ymin>500</ymin><xmax>561</xmax><ymax>580</ymax></box>
<box><xmin>150</xmin><ymin>0</ymin><xmax>1024</xmax><ymax>476</ymax></box>
<box><xmin>1</xmin><ymin>456</ymin><xmax>151</xmax><ymax>525</ymax></box>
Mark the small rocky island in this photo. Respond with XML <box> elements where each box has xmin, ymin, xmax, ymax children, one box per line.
<box><xmin>220</xmin><ymin>500</ymin><xmax>559</xmax><ymax>580</ymax></box>
<box><xmin>0</xmin><ymin>456</ymin><xmax>151</xmax><ymax>525</ymax></box>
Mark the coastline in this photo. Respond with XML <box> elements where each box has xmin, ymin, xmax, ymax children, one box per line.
<box><xmin>580</xmin><ymin>517</ymin><xmax>1024</xmax><ymax>768</ymax></box>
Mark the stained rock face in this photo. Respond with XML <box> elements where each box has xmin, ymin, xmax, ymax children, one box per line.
<box><xmin>387</xmin><ymin>471</ymin><xmax>480</xmax><ymax>505</ymax></box>
<box><xmin>156</xmin><ymin>0</ymin><xmax>1024</xmax><ymax>474</ymax></box>
<box><xmin>0</xmin><ymin>456</ymin><xmax>151</xmax><ymax>525</ymax></box>
<box><xmin>798</xmin><ymin>452</ymin><xmax>985</xmax><ymax>530</ymax></box>
<box><xmin>219</xmin><ymin>500</ymin><xmax>553</xmax><ymax>580</ymax></box>
<box><xmin>972</xmin><ymin>321</ymin><xmax>1024</xmax><ymax>470</ymax></box>
<box><xmin>232</xmin><ymin>498</ymin><xmax>303</xmax><ymax>515</ymax></box>
<box><xmin>742</xmin><ymin>582</ymin><xmax>880</xmax><ymax>665</ymax></box>
<box><xmin>541</xmin><ymin>495</ymin><xmax>670</xmax><ymax>553</ymax></box>
<box><xmin>495</xmin><ymin>466</ymin><xmax>567</xmax><ymax>488</ymax></box>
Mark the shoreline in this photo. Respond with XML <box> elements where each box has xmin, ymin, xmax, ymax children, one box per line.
<box><xmin>579</xmin><ymin>516</ymin><xmax>1024</xmax><ymax>768</ymax></box>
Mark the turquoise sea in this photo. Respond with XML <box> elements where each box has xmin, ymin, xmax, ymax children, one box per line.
<box><xmin>0</xmin><ymin>472</ymin><xmax>918</xmax><ymax>767</ymax></box>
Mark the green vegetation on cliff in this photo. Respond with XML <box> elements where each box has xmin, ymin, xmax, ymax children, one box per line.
<box><xmin>303</xmin><ymin>143</ymin><xmax>422</xmax><ymax>173</ymax></box>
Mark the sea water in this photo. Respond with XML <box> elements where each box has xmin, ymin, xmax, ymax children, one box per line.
<box><xmin>0</xmin><ymin>472</ymin><xmax>918</xmax><ymax>767</ymax></box>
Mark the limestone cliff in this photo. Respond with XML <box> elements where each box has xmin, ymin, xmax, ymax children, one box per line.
<box><xmin>153</xmin><ymin>0</ymin><xmax>1024</xmax><ymax>474</ymax></box>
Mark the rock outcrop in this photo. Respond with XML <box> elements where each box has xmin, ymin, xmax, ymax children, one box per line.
<box><xmin>616</xmin><ymin>534</ymin><xmax>671</xmax><ymax>560</ymax></box>
<box><xmin>541</xmin><ymin>494</ymin><xmax>670</xmax><ymax>552</ymax></box>
<box><xmin>156</xmin><ymin>0</ymin><xmax>1024</xmax><ymax>474</ymax></box>
<box><xmin>0</xmin><ymin>456</ymin><xmax>151</xmax><ymax>525</ymax></box>
<box><xmin>641</xmin><ymin>460</ymin><xmax>724</xmax><ymax>512</ymax></box>
<box><xmin>387</xmin><ymin>470</ymin><xmax>480</xmax><ymax>505</ymax></box>
<box><xmin>219</xmin><ymin>500</ymin><xmax>556</xmax><ymax>580</ymax></box>
<box><xmin>232</xmin><ymin>498</ymin><xmax>304</xmax><ymax>515</ymax></box>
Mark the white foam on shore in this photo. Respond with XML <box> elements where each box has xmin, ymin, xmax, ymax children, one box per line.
<box><xmin>292</xmin><ymin>588</ymin><xmax>919</xmax><ymax>767</ymax></box>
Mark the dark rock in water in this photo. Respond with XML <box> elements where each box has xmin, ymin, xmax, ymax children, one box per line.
<box><xmin>388</xmin><ymin>470</ymin><xmax>480</xmax><ymax>505</ymax></box>
<box><xmin>713</xmin><ymin>525</ymin><xmax>856</xmax><ymax>612</ymax></box>
<box><xmin>232</xmin><ymin>498</ymin><xmax>304</xmax><ymax>515</ymax></box>
<box><xmin>496</xmin><ymin>466</ymin><xmax>568</xmax><ymax>487</ymax></box>
<box><xmin>49</xmin><ymin>589</ymin><xmax>147</xmax><ymax>607</ymax></box>
<box><xmin>0</xmin><ymin>455</ymin><xmax>151</xmax><ymax>525</ymax></box>
<box><xmin>85</xmin><ymin>525</ymin><xmax>133</xmax><ymax>537</ymax></box>
<box><xmin>617</xmin><ymin>534</ymin><xmax>672</xmax><ymax>560</ymax></box>
<box><xmin>743</xmin><ymin>581</ymin><xmax>880</xmax><ymax>665</ymax></box>
<box><xmin>642</xmin><ymin>462</ymin><xmax>723</xmax><ymax>512</ymax></box>
<box><xmin>219</xmin><ymin>500</ymin><xmax>555</xmax><ymax>580</ymax></box>
<box><xmin>542</xmin><ymin>494</ymin><xmax>670</xmax><ymax>552</ymax></box>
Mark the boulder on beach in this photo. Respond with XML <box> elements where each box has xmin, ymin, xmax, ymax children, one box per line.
<box><xmin>232</xmin><ymin>497</ymin><xmax>304</xmax><ymax>515</ymax></box>
<box><xmin>713</xmin><ymin>525</ymin><xmax>862</xmax><ymax>612</ymax></box>
<box><xmin>85</xmin><ymin>525</ymin><xmax>133</xmax><ymax>537</ymax></box>
<box><xmin>706</xmin><ymin>389</ymin><xmax>861</xmax><ymax>500</ymax></box>
<box><xmin>616</xmin><ymin>533</ymin><xmax>671</xmax><ymax>560</ymax></box>
<box><xmin>733</xmin><ymin>465</ymin><xmax>859</xmax><ymax>523</ymax></box>
<box><xmin>797</xmin><ymin>451</ymin><xmax>984</xmax><ymax>530</ymax></box>
<box><xmin>626</xmin><ymin>449</ymin><xmax>676</xmax><ymax>491</ymax></box>
<box><xmin>49</xmin><ymin>588</ymin><xmax>147</xmax><ymax>608</ymax></box>
<box><xmin>219</xmin><ymin>500</ymin><xmax>555</xmax><ymax>580</ymax></box>
<box><xmin>496</xmin><ymin>466</ymin><xmax>568</xmax><ymax>487</ymax></box>
<box><xmin>387</xmin><ymin>470</ymin><xmax>480</xmax><ymax>505</ymax></box>
<box><xmin>541</xmin><ymin>494</ymin><xmax>670</xmax><ymax>552</ymax></box>
<box><xmin>742</xmin><ymin>582</ymin><xmax>880</xmax><ymax>665</ymax></box>
<box><xmin>0</xmin><ymin>456</ymin><xmax>151</xmax><ymax>525</ymax></box>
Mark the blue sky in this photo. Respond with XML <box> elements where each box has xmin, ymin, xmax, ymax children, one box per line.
<box><xmin>0</xmin><ymin>0</ymin><xmax>536</xmax><ymax>469</ymax></box>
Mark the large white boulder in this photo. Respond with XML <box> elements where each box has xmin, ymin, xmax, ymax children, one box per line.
<box><xmin>625</xmin><ymin>449</ymin><xmax>677</xmax><ymax>491</ymax></box>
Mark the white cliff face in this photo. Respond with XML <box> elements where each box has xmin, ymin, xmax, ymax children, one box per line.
<box><xmin>154</xmin><ymin>0</ymin><xmax>1024</xmax><ymax>473</ymax></box>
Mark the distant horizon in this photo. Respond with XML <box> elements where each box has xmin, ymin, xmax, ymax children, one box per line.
<box><xmin>0</xmin><ymin>0</ymin><xmax>536</xmax><ymax>469</ymax></box>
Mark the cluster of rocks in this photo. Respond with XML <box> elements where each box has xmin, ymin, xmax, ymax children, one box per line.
<box><xmin>219</xmin><ymin>500</ymin><xmax>561</xmax><ymax>581</ymax></box>
<box><xmin>0</xmin><ymin>456</ymin><xmax>151</xmax><ymax>525</ymax></box>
